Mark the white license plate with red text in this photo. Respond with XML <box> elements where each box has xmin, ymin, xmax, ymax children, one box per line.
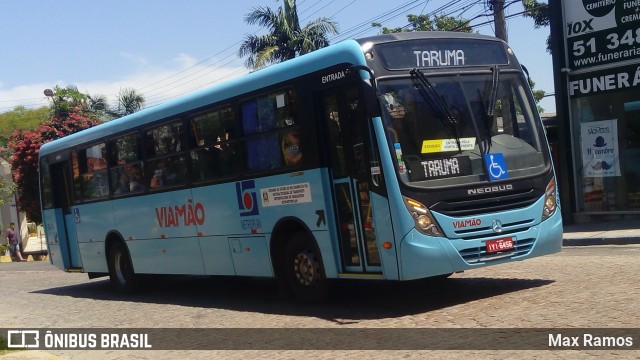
<box><xmin>485</xmin><ymin>237</ymin><xmax>514</xmax><ymax>253</ymax></box>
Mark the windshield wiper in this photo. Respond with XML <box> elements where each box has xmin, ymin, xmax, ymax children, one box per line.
<box><xmin>487</xmin><ymin>65</ymin><xmax>499</xmax><ymax>120</ymax></box>
<box><xmin>410</xmin><ymin>68</ymin><xmax>462</xmax><ymax>151</ymax></box>
<box><xmin>455</xmin><ymin>76</ymin><xmax>488</xmax><ymax>157</ymax></box>
<box><xmin>474</xmin><ymin>65</ymin><xmax>500</xmax><ymax>151</ymax></box>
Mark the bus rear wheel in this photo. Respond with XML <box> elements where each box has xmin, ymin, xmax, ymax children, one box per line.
<box><xmin>108</xmin><ymin>241</ymin><xmax>137</xmax><ymax>293</ymax></box>
<box><xmin>285</xmin><ymin>232</ymin><xmax>328</xmax><ymax>302</ymax></box>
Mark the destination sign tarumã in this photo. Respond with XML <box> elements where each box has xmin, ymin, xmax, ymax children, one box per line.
<box><xmin>374</xmin><ymin>39</ymin><xmax>509</xmax><ymax>70</ymax></box>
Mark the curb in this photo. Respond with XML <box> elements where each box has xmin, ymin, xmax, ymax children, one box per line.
<box><xmin>563</xmin><ymin>237</ymin><xmax>640</xmax><ymax>246</ymax></box>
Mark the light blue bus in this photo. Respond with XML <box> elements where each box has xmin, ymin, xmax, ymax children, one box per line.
<box><xmin>39</xmin><ymin>32</ymin><xmax>562</xmax><ymax>301</ymax></box>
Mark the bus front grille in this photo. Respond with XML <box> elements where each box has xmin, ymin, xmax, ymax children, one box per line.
<box><xmin>432</xmin><ymin>189</ymin><xmax>542</xmax><ymax>217</ymax></box>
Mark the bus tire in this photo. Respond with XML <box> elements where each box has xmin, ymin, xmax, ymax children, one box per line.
<box><xmin>285</xmin><ymin>232</ymin><xmax>328</xmax><ymax>302</ymax></box>
<box><xmin>108</xmin><ymin>241</ymin><xmax>137</xmax><ymax>293</ymax></box>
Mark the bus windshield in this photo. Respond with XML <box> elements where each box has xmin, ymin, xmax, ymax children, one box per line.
<box><xmin>379</xmin><ymin>71</ymin><xmax>548</xmax><ymax>187</ymax></box>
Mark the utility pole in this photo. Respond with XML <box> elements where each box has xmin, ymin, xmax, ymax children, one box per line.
<box><xmin>490</xmin><ymin>0</ymin><xmax>508</xmax><ymax>42</ymax></box>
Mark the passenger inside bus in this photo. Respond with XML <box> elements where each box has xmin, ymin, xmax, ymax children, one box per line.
<box><xmin>282</xmin><ymin>129</ymin><xmax>302</xmax><ymax>166</ymax></box>
<box><xmin>383</xmin><ymin>91</ymin><xmax>420</xmax><ymax>156</ymax></box>
<box><xmin>129</xmin><ymin>166</ymin><xmax>145</xmax><ymax>192</ymax></box>
<box><xmin>113</xmin><ymin>169</ymin><xmax>130</xmax><ymax>195</ymax></box>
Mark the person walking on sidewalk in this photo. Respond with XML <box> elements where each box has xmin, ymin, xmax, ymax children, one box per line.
<box><xmin>6</xmin><ymin>222</ymin><xmax>26</xmax><ymax>262</ymax></box>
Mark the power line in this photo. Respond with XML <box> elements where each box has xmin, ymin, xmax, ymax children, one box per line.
<box><xmin>2</xmin><ymin>1</ymin><xmax>547</xmax><ymax>113</ymax></box>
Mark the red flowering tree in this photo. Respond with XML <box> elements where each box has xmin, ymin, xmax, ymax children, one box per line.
<box><xmin>3</xmin><ymin>110</ymin><xmax>99</xmax><ymax>223</ymax></box>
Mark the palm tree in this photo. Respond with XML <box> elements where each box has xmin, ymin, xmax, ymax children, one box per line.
<box><xmin>238</xmin><ymin>0</ymin><xmax>338</xmax><ymax>69</ymax></box>
<box><xmin>115</xmin><ymin>87</ymin><xmax>145</xmax><ymax>116</ymax></box>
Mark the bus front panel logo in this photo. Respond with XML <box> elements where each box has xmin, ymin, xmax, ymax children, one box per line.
<box><xmin>236</xmin><ymin>180</ymin><xmax>259</xmax><ymax>216</ymax></box>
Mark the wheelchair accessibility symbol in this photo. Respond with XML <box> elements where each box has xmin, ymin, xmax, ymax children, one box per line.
<box><xmin>484</xmin><ymin>153</ymin><xmax>508</xmax><ymax>180</ymax></box>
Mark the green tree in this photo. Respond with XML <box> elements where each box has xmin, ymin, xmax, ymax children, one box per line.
<box><xmin>238</xmin><ymin>0</ymin><xmax>339</xmax><ymax>69</ymax></box>
<box><xmin>373</xmin><ymin>13</ymin><xmax>472</xmax><ymax>33</ymax></box>
<box><xmin>114</xmin><ymin>87</ymin><xmax>145</xmax><ymax>117</ymax></box>
<box><xmin>0</xmin><ymin>106</ymin><xmax>49</xmax><ymax>147</ymax></box>
<box><xmin>2</xmin><ymin>111</ymin><xmax>99</xmax><ymax>223</ymax></box>
<box><xmin>529</xmin><ymin>78</ymin><xmax>547</xmax><ymax>113</ymax></box>
<box><xmin>522</xmin><ymin>0</ymin><xmax>550</xmax><ymax>52</ymax></box>
<box><xmin>0</xmin><ymin>176</ymin><xmax>16</xmax><ymax>207</ymax></box>
<box><xmin>46</xmin><ymin>85</ymin><xmax>89</xmax><ymax>118</ymax></box>
<box><xmin>86</xmin><ymin>92</ymin><xmax>110</xmax><ymax>119</ymax></box>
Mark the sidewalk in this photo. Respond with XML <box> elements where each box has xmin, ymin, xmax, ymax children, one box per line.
<box><xmin>562</xmin><ymin>218</ymin><xmax>640</xmax><ymax>246</ymax></box>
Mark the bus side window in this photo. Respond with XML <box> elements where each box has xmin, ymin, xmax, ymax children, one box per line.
<box><xmin>143</xmin><ymin>120</ymin><xmax>188</xmax><ymax>189</ymax></box>
<box><xmin>109</xmin><ymin>133</ymin><xmax>143</xmax><ymax>196</ymax></box>
<box><xmin>242</xmin><ymin>89</ymin><xmax>299</xmax><ymax>172</ymax></box>
<box><xmin>190</xmin><ymin>107</ymin><xmax>238</xmax><ymax>182</ymax></box>
<box><xmin>75</xmin><ymin>143</ymin><xmax>109</xmax><ymax>202</ymax></box>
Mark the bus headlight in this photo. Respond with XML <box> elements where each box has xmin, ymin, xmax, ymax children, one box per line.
<box><xmin>403</xmin><ymin>196</ymin><xmax>444</xmax><ymax>237</ymax></box>
<box><xmin>542</xmin><ymin>178</ymin><xmax>557</xmax><ymax>220</ymax></box>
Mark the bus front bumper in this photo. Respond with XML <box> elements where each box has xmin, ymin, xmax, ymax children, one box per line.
<box><xmin>398</xmin><ymin>211</ymin><xmax>563</xmax><ymax>281</ymax></box>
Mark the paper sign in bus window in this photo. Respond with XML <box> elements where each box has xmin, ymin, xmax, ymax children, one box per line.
<box><xmin>421</xmin><ymin>137</ymin><xmax>476</xmax><ymax>153</ymax></box>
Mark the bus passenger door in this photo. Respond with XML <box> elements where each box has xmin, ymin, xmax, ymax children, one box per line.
<box><xmin>48</xmin><ymin>157</ymin><xmax>82</xmax><ymax>269</ymax></box>
<box><xmin>320</xmin><ymin>84</ymin><xmax>382</xmax><ymax>274</ymax></box>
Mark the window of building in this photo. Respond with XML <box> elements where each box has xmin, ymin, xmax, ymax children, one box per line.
<box><xmin>570</xmin><ymin>89</ymin><xmax>640</xmax><ymax>212</ymax></box>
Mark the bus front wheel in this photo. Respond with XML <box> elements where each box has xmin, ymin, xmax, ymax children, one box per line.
<box><xmin>285</xmin><ymin>232</ymin><xmax>328</xmax><ymax>302</ymax></box>
<box><xmin>108</xmin><ymin>241</ymin><xmax>137</xmax><ymax>293</ymax></box>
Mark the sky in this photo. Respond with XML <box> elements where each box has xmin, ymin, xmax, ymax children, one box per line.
<box><xmin>0</xmin><ymin>0</ymin><xmax>555</xmax><ymax>114</ymax></box>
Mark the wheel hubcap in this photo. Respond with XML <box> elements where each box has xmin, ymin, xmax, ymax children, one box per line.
<box><xmin>293</xmin><ymin>250</ymin><xmax>315</xmax><ymax>286</ymax></box>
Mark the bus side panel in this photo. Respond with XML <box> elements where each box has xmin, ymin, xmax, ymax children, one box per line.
<box><xmin>316</xmin><ymin>168</ymin><xmax>341</xmax><ymax>278</ymax></box>
<box><xmin>528</xmin><ymin>209</ymin><xmax>563</xmax><ymax>256</ymax></box>
<box><xmin>370</xmin><ymin>192</ymin><xmax>400</xmax><ymax>280</ymax></box>
<box><xmin>229</xmin><ymin>236</ymin><xmax>273</xmax><ymax>276</ymax></box>
<box><xmin>111</xmin><ymin>189</ymin><xmax>205</xmax><ymax>275</ymax></box>
<box><xmin>43</xmin><ymin>208</ymin><xmax>68</xmax><ymax>270</ymax></box>
<box><xmin>113</xmin><ymin>189</ymin><xmax>198</xmax><ymax>241</ymax></box>
<box><xmin>199</xmin><ymin>235</ymin><xmax>236</xmax><ymax>276</ymax></box>
<box><xmin>310</xmin><ymin>230</ymin><xmax>337</xmax><ymax>278</ymax></box>
<box><xmin>77</xmin><ymin>242</ymin><xmax>108</xmax><ymax>273</ymax></box>
<box><xmin>127</xmin><ymin>237</ymin><xmax>205</xmax><ymax>275</ymax></box>
<box><xmin>252</xmin><ymin>170</ymin><xmax>338</xmax><ymax>278</ymax></box>
<box><xmin>191</xmin><ymin>169</ymin><xmax>338</xmax><ymax>278</ymax></box>
<box><xmin>72</xmin><ymin>202</ymin><xmax>115</xmax><ymax>273</ymax></box>
<box><xmin>63</xmin><ymin>214</ymin><xmax>83</xmax><ymax>268</ymax></box>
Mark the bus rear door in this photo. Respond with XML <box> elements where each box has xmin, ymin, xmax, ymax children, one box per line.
<box><xmin>319</xmin><ymin>83</ymin><xmax>383</xmax><ymax>275</ymax></box>
<box><xmin>44</xmin><ymin>153</ymin><xmax>83</xmax><ymax>270</ymax></box>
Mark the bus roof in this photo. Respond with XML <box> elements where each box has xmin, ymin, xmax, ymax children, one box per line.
<box><xmin>39</xmin><ymin>39</ymin><xmax>367</xmax><ymax>157</ymax></box>
<box><xmin>355</xmin><ymin>31</ymin><xmax>505</xmax><ymax>47</ymax></box>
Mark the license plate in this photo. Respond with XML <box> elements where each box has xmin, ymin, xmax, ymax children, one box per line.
<box><xmin>485</xmin><ymin>237</ymin><xmax>514</xmax><ymax>253</ymax></box>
